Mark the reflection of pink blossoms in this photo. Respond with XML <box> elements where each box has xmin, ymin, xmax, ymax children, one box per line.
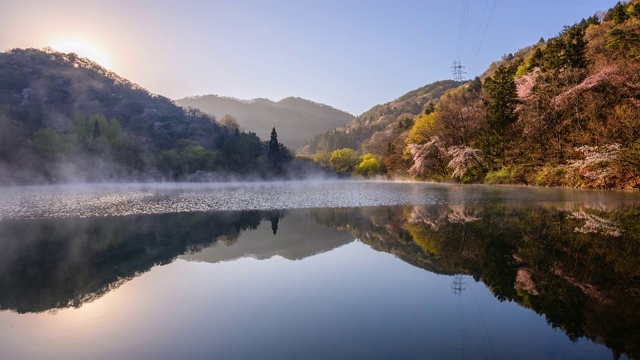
<box><xmin>569</xmin><ymin>211</ymin><xmax>623</xmax><ymax>237</ymax></box>
<box><xmin>407</xmin><ymin>205</ymin><xmax>480</xmax><ymax>231</ymax></box>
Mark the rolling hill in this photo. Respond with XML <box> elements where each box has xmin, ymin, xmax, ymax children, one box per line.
<box><xmin>304</xmin><ymin>1</ymin><xmax>640</xmax><ymax>189</ymax></box>
<box><xmin>0</xmin><ymin>48</ymin><xmax>301</xmax><ymax>184</ymax></box>
<box><xmin>175</xmin><ymin>94</ymin><xmax>354</xmax><ymax>149</ymax></box>
<box><xmin>298</xmin><ymin>80</ymin><xmax>460</xmax><ymax>155</ymax></box>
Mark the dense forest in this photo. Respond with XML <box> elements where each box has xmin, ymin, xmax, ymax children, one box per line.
<box><xmin>175</xmin><ymin>94</ymin><xmax>354</xmax><ymax>149</ymax></box>
<box><xmin>305</xmin><ymin>1</ymin><xmax>640</xmax><ymax>189</ymax></box>
<box><xmin>0</xmin><ymin>48</ymin><xmax>330</xmax><ymax>185</ymax></box>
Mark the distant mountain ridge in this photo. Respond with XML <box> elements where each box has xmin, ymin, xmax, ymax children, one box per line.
<box><xmin>175</xmin><ymin>94</ymin><xmax>355</xmax><ymax>149</ymax></box>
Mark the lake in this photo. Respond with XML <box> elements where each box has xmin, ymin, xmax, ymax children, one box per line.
<box><xmin>0</xmin><ymin>181</ymin><xmax>639</xmax><ymax>359</ymax></box>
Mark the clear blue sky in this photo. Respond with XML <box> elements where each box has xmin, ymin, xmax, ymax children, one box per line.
<box><xmin>0</xmin><ymin>0</ymin><xmax>619</xmax><ymax>115</ymax></box>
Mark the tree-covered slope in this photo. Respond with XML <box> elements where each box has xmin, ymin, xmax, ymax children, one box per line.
<box><xmin>299</xmin><ymin>80</ymin><xmax>459</xmax><ymax>156</ymax></box>
<box><xmin>175</xmin><ymin>94</ymin><xmax>354</xmax><ymax>149</ymax></box>
<box><xmin>0</xmin><ymin>48</ymin><xmax>300</xmax><ymax>184</ymax></box>
<box><xmin>310</xmin><ymin>1</ymin><xmax>640</xmax><ymax>189</ymax></box>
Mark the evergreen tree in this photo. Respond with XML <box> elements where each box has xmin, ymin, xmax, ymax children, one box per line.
<box><xmin>564</xmin><ymin>26</ymin><xmax>587</xmax><ymax>68</ymax></box>
<box><xmin>607</xmin><ymin>1</ymin><xmax>630</xmax><ymax>24</ymax></box>
<box><xmin>92</xmin><ymin>120</ymin><xmax>101</xmax><ymax>140</ymax></box>
<box><xmin>483</xmin><ymin>65</ymin><xmax>518</xmax><ymax>135</ymax></box>
<box><xmin>483</xmin><ymin>64</ymin><xmax>518</xmax><ymax>165</ymax></box>
<box><xmin>267</xmin><ymin>127</ymin><xmax>280</xmax><ymax>165</ymax></box>
<box><xmin>270</xmin><ymin>210</ymin><xmax>281</xmax><ymax>235</ymax></box>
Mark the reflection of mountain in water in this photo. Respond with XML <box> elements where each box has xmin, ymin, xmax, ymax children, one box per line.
<box><xmin>181</xmin><ymin>211</ymin><xmax>353</xmax><ymax>263</ymax></box>
<box><xmin>0</xmin><ymin>211</ymin><xmax>262</xmax><ymax>314</ymax></box>
<box><xmin>312</xmin><ymin>204</ymin><xmax>640</xmax><ymax>360</ymax></box>
<box><xmin>2</xmin><ymin>201</ymin><xmax>639</xmax><ymax>359</ymax></box>
<box><xmin>0</xmin><ymin>209</ymin><xmax>353</xmax><ymax>314</ymax></box>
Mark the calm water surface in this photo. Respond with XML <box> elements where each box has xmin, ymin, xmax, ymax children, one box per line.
<box><xmin>0</xmin><ymin>181</ymin><xmax>639</xmax><ymax>359</ymax></box>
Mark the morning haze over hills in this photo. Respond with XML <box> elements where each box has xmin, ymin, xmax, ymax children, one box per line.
<box><xmin>175</xmin><ymin>94</ymin><xmax>354</xmax><ymax>149</ymax></box>
<box><xmin>0</xmin><ymin>0</ymin><xmax>638</xmax><ymax>189</ymax></box>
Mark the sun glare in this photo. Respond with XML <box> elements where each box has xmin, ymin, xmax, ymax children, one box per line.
<box><xmin>51</xmin><ymin>39</ymin><xmax>113</xmax><ymax>70</ymax></box>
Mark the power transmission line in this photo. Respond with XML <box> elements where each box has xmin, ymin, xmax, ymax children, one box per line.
<box><xmin>453</xmin><ymin>0</ymin><xmax>472</xmax><ymax>82</ymax></box>
<box><xmin>452</xmin><ymin>60</ymin><xmax>466</xmax><ymax>82</ymax></box>
<box><xmin>471</xmin><ymin>0</ymin><xmax>498</xmax><ymax>67</ymax></box>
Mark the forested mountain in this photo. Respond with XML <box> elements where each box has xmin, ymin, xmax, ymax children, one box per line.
<box><xmin>298</xmin><ymin>80</ymin><xmax>459</xmax><ymax>155</ymax></box>
<box><xmin>0</xmin><ymin>48</ymin><xmax>312</xmax><ymax>185</ymax></box>
<box><xmin>309</xmin><ymin>1</ymin><xmax>640</xmax><ymax>189</ymax></box>
<box><xmin>175</xmin><ymin>94</ymin><xmax>354</xmax><ymax>149</ymax></box>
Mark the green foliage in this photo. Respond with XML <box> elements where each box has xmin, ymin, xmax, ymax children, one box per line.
<box><xmin>329</xmin><ymin>148</ymin><xmax>359</xmax><ymax>174</ymax></box>
<box><xmin>483</xmin><ymin>166</ymin><xmax>517</xmax><ymax>184</ymax></box>
<box><xmin>606</xmin><ymin>1</ymin><xmax>631</xmax><ymax>24</ymax></box>
<box><xmin>407</xmin><ymin>112</ymin><xmax>437</xmax><ymax>145</ymax></box>
<box><xmin>354</xmin><ymin>153</ymin><xmax>382</xmax><ymax>176</ymax></box>
<box><xmin>516</xmin><ymin>47</ymin><xmax>544</xmax><ymax>78</ymax></box>
<box><xmin>540</xmin><ymin>25</ymin><xmax>588</xmax><ymax>71</ymax></box>
<box><xmin>564</xmin><ymin>26</ymin><xmax>588</xmax><ymax>68</ymax></box>
<box><xmin>483</xmin><ymin>165</ymin><xmax>533</xmax><ymax>185</ymax></box>
<box><xmin>158</xmin><ymin>144</ymin><xmax>219</xmax><ymax>177</ymax></box>
<box><xmin>483</xmin><ymin>65</ymin><xmax>518</xmax><ymax>135</ymax></box>
<box><xmin>32</xmin><ymin>128</ymin><xmax>68</xmax><ymax>160</ymax></box>
<box><xmin>267</xmin><ymin>127</ymin><xmax>283</xmax><ymax>169</ymax></box>
<box><xmin>607</xmin><ymin>26</ymin><xmax>640</xmax><ymax>59</ymax></box>
<box><xmin>632</xmin><ymin>2</ymin><xmax>640</xmax><ymax>18</ymax></box>
<box><xmin>533</xmin><ymin>166</ymin><xmax>573</xmax><ymax>187</ymax></box>
<box><xmin>313</xmin><ymin>152</ymin><xmax>331</xmax><ymax>168</ymax></box>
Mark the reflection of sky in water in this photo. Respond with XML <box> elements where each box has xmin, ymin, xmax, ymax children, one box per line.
<box><xmin>0</xmin><ymin>182</ymin><xmax>637</xmax><ymax>359</ymax></box>
<box><xmin>1</xmin><ymin>180</ymin><xmax>639</xmax><ymax>220</ymax></box>
<box><xmin>0</xmin><ymin>241</ymin><xmax>619</xmax><ymax>360</ymax></box>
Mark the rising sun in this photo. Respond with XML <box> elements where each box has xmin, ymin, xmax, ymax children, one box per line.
<box><xmin>51</xmin><ymin>39</ymin><xmax>113</xmax><ymax>70</ymax></box>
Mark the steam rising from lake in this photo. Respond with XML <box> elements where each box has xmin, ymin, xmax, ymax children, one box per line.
<box><xmin>0</xmin><ymin>180</ymin><xmax>636</xmax><ymax>220</ymax></box>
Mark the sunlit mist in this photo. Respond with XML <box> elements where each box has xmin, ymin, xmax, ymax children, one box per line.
<box><xmin>51</xmin><ymin>39</ymin><xmax>113</xmax><ymax>69</ymax></box>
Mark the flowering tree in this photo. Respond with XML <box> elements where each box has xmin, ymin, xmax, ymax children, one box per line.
<box><xmin>568</xmin><ymin>144</ymin><xmax>622</xmax><ymax>187</ymax></box>
<box><xmin>408</xmin><ymin>136</ymin><xmax>449</xmax><ymax>179</ymax></box>
<box><xmin>446</xmin><ymin>145</ymin><xmax>485</xmax><ymax>180</ymax></box>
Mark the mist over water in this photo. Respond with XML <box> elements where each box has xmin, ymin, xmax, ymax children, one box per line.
<box><xmin>1</xmin><ymin>180</ymin><xmax>637</xmax><ymax>220</ymax></box>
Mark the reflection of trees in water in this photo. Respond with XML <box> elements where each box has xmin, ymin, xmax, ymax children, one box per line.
<box><xmin>269</xmin><ymin>209</ymin><xmax>285</xmax><ymax>235</ymax></box>
<box><xmin>0</xmin><ymin>210</ymin><xmax>277</xmax><ymax>314</ymax></box>
<box><xmin>310</xmin><ymin>206</ymin><xmax>449</xmax><ymax>275</ymax></box>
<box><xmin>569</xmin><ymin>210</ymin><xmax>623</xmax><ymax>237</ymax></box>
<box><xmin>407</xmin><ymin>205</ymin><xmax>480</xmax><ymax>231</ymax></box>
<box><xmin>312</xmin><ymin>204</ymin><xmax>640</xmax><ymax>360</ymax></box>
